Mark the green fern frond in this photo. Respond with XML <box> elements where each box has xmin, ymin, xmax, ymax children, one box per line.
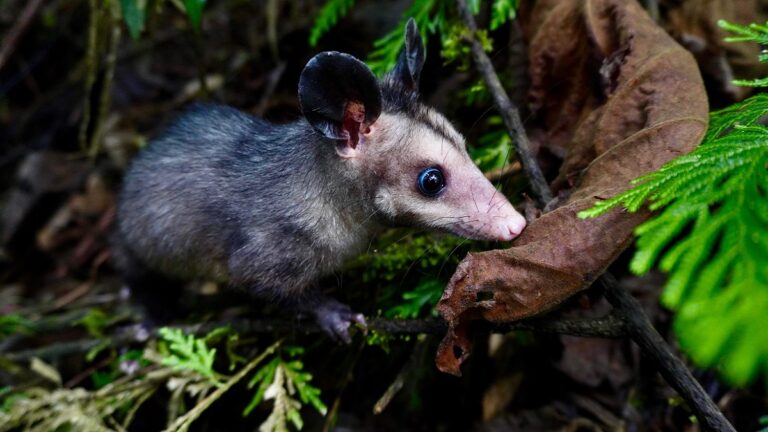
<box><xmin>158</xmin><ymin>327</ymin><xmax>220</xmax><ymax>383</ymax></box>
<box><xmin>718</xmin><ymin>20</ymin><xmax>768</xmax><ymax>45</ymax></box>
<box><xmin>386</xmin><ymin>277</ymin><xmax>443</xmax><ymax>318</ymax></box>
<box><xmin>733</xmin><ymin>77</ymin><xmax>768</xmax><ymax>87</ymax></box>
<box><xmin>243</xmin><ymin>347</ymin><xmax>326</xmax><ymax>431</ymax></box>
<box><xmin>309</xmin><ymin>0</ymin><xmax>356</xmax><ymax>46</ymax></box>
<box><xmin>367</xmin><ymin>0</ymin><xmax>447</xmax><ymax>75</ymax></box>
<box><xmin>580</xmin><ymin>104</ymin><xmax>768</xmax><ymax>385</ymax></box>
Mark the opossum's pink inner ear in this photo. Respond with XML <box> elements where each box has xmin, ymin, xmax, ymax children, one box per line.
<box><xmin>298</xmin><ymin>51</ymin><xmax>382</xmax><ymax>148</ymax></box>
<box><xmin>391</xmin><ymin>18</ymin><xmax>425</xmax><ymax>91</ymax></box>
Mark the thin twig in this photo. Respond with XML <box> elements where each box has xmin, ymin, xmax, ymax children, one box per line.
<box><xmin>373</xmin><ymin>335</ymin><xmax>430</xmax><ymax>414</ymax></box>
<box><xmin>601</xmin><ymin>275</ymin><xmax>735</xmax><ymax>431</ymax></box>
<box><xmin>455</xmin><ymin>1</ymin><xmax>734</xmax><ymax>430</ymax></box>
<box><xmin>322</xmin><ymin>338</ymin><xmax>366</xmax><ymax>432</ymax></box>
<box><xmin>78</xmin><ymin>0</ymin><xmax>100</xmax><ymax>152</ymax></box>
<box><xmin>163</xmin><ymin>340</ymin><xmax>281</xmax><ymax>432</ymax></box>
<box><xmin>0</xmin><ymin>0</ymin><xmax>45</xmax><ymax>71</ymax></box>
<box><xmin>1</xmin><ymin>314</ymin><xmax>625</xmax><ymax>362</ymax></box>
<box><xmin>88</xmin><ymin>2</ymin><xmax>121</xmax><ymax>159</ymax></box>
<box><xmin>456</xmin><ymin>0</ymin><xmax>552</xmax><ymax>206</ymax></box>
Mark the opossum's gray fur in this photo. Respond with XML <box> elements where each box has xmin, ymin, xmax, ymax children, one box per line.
<box><xmin>110</xmin><ymin>19</ymin><xmax>525</xmax><ymax>341</ymax></box>
<box><xmin>114</xmin><ymin>105</ymin><xmax>384</xmax><ymax>298</ymax></box>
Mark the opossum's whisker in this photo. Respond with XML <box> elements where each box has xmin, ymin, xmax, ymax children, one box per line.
<box><xmin>438</xmin><ymin>238</ymin><xmax>469</xmax><ymax>277</ymax></box>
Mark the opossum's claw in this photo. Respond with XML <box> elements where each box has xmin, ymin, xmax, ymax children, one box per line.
<box><xmin>314</xmin><ymin>299</ymin><xmax>366</xmax><ymax>344</ymax></box>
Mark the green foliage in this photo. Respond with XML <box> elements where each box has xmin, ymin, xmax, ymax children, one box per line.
<box><xmin>119</xmin><ymin>0</ymin><xmax>205</xmax><ymax>40</ymax></box>
<box><xmin>203</xmin><ymin>326</ymin><xmax>248</xmax><ymax>371</ymax></box>
<box><xmin>440</xmin><ymin>24</ymin><xmax>493</xmax><ymax>70</ymax></box>
<box><xmin>360</xmin><ymin>234</ymin><xmax>466</xmax><ymax>283</ymax></box>
<box><xmin>719</xmin><ymin>20</ymin><xmax>768</xmax><ymax>87</ymax></box>
<box><xmin>489</xmin><ymin>0</ymin><xmax>518</xmax><ymax>30</ymax></box>
<box><xmin>387</xmin><ymin>278</ymin><xmax>443</xmax><ymax>318</ymax></box>
<box><xmin>759</xmin><ymin>415</ymin><xmax>768</xmax><ymax>432</ymax></box>
<box><xmin>183</xmin><ymin>0</ymin><xmax>207</xmax><ymax>31</ymax></box>
<box><xmin>243</xmin><ymin>347</ymin><xmax>327</xmax><ymax>432</ymax></box>
<box><xmin>0</xmin><ymin>313</ymin><xmax>33</xmax><ymax>340</ymax></box>
<box><xmin>463</xmin><ymin>79</ymin><xmax>490</xmax><ymax>105</ymax></box>
<box><xmin>0</xmin><ymin>368</ymin><xmax>164</xmax><ymax>431</ymax></box>
<box><xmin>367</xmin><ymin>0</ymin><xmax>448</xmax><ymax>75</ymax></box>
<box><xmin>119</xmin><ymin>0</ymin><xmax>146</xmax><ymax>40</ymax></box>
<box><xmin>77</xmin><ymin>308</ymin><xmax>111</xmax><ymax>338</ymax></box>
<box><xmin>90</xmin><ymin>349</ymin><xmax>147</xmax><ymax>389</ymax></box>
<box><xmin>579</xmin><ymin>22</ymin><xmax>768</xmax><ymax>385</ymax></box>
<box><xmin>309</xmin><ymin>0</ymin><xmax>356</xmax><ymax>46</ymax></box>
<box><xmin>471</xmin><ymin>116</ymin><xmax>514</xmax><ymax>171</ymax></box>
<box><xmin>0</xmin><ymin>328</ymin><xmax>310</xmax><ymax>432</ymax></box>
<box><xmin>158</xmin><ymin>327</ymin><xmax>220</xmax><ymax>383</ymax></box>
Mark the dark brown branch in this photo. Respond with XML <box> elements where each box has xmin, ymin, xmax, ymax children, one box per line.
<box><xmin>601</xmin><ymin>275</ymin><xmax>735</xmax><ymax>431</ymax></box>
<box><xmin>456</xmin><ymin>1</ymin><xmax>734</xmax><ymax>430</ymax></box>
<box><xmin>456</xmin><ymin>0</ymin><xmax>552</xmax><ymax>206</ymax></box>
<box><xmin>2</xmin><ymin>314</ymin><xmax>624</xmax><ymax>362</ymax></box>
<box><xmin>0</xmin><ymin>0</ymin><xmax>45</xmax><ymax>71</ymax></box>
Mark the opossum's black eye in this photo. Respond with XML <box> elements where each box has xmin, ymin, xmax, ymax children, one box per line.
<box><xmin>418</xmin><ymin>167</ymin><xmax>445</xmax><ymax>197</ymax></box>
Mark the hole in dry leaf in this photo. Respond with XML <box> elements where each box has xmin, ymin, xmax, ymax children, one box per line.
<box><xmin>453</xmin><ymin>345</ymin><xmax>464</xmax><ymax>359</ymax></box>
<box><xmin>476</xmin><ymin>290</ymin><xmax>494</xmax><ymax>301</ymax></box>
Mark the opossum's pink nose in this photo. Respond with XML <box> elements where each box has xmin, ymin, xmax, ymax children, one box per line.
<box><xmin>496</xmin><ymin>211</ymin><xmax>527</xmax><ymax>241</ymax></box>
<box><xmin>482</xmin><ymin>188</ymin><xmax>527</xmax><ymax>241</ymax></box>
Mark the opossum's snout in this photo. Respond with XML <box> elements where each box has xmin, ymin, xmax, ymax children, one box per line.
<box><xmin>445</xmin><ymin>175</ymin><xmax>527</xmax><ymax>242</ymax></box>
<box><xmin>476</xmin><ymin>183</ymin><xmax>527</xmax><ymax>241</ymax></box>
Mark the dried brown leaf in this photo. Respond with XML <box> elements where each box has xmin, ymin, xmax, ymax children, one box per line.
<box><xmin>436</xmin><ymin>0</ymin><xmax>708</xmax><ymax>375</ymax></box>
<box><xmin>661</xmin><ymin>0</ymin><xmax>768</xmax><ymax>103</ymax></box>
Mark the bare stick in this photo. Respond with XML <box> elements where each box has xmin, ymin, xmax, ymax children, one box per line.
<box><xmin>601</xmin><ymin>274</ymin><xmax>735</xmax><ymax>432</ymax></box>
<box><xmin>456</xmin><ymin>0</ymin><xmax>552</xmax><ymax>206</ymax></box>
<box><xmin>0</xmin><ymin>0</ymin><xmax>45</xmax><ymax>71</ymax></box>
<box><xmin>455</xmin><ymin>1</ymin><xmax>734</xmax><ymax>430</ymax></box>
<box><xmin>2</xmin><ymin>314</ymin><xmax>625</xmax><ymax>361</ymax></box>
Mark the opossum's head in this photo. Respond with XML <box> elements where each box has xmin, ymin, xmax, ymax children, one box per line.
<box><xmin>298</xmin><ymin>19</ymin><xmax>526</xmax><ymax>241</ymax></box>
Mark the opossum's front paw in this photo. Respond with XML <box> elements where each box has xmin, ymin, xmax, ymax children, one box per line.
<box><xmin>314</xmin><ymin>300</ymin><xmax>367</xmax><ymax>344</ymax></box>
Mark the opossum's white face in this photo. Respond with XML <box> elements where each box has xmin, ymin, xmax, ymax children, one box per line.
<box><xmin>298</xmin><ymin>19</ymin><xmax>526</xmax><ymax>241</ymax></box>
<box><xmin>347</xmin><ymin>110</ymin><xmax>526</xmax><ymax>242</ymax></box>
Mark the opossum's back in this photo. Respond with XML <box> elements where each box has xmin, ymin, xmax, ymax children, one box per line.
<box><xmin>115</xmin><ymin>104</ymin><xmax>263</xmax><ymax>279</ymax></box>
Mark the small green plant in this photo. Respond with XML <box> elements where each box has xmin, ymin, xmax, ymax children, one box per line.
<box><xmin>0</xmin><ymin>327</ymin><xmax>323</xmax><ymax>432</ymax></box>
<box><xmin>386</xmin><ymin>277</ymin><xmax>443</xmax><ymax>319</ymax></box>
<box><xmin>579</xmin><ymin>20</ymin><xmax>768</xmax><ymax>386</ymax></box>
<box><xmin>489</xmin><ymin>0</ymin><xmax>518</xmax><ymax>30</ymax></box>
<box><xmin>759</xmin><ymin>415</ymin><xmax>768</xmax><ymax>432</ymax></box>
<box><xmin>158</xmin><ymin>327</ymin><xmax>221</xmax><ymax>383</ymax></box>
<box><xmin>309</xmin><ymin>0</ymin><xmax>520</xmax><ymax>74</ymax></box>
<box><xmin>366</xmin><ymin>0</ymin><xmax>449</xmax><ymax>75</ymax></box>
<box><xmin>119</xmin><ymin>0</ymin><xmax>145</xmax><ymax>39</ymax></box>
<box><xmin>471</xmin><ymin>116</ymin><xmax>514</xmax><ymax>172</ymax></box>
<box><xmin>77</xmin><ymin>308</ymin><xmax>112</xmax><ymax>338</ymax></box>
<box><xmin>243</xmin><ymin>347</ymin><xmax>327</xmax><ymax>431</ymax></box>
<box><xmin>0</xmin><ymin>313</ymin><xmax>33</xmax><ymax>340</ymax></box>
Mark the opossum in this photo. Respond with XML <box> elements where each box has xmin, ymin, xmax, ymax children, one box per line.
<box><xmin>112</xmin><ymin>19</ymin><xmax>526</xmax><ymax>342</ymax></box>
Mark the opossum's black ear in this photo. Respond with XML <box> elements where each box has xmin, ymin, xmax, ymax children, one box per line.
<box><xmin>299</xmin><ymin>51</ymin><xmax>382</xmax><ymax>146</ymax></box>
<box><xmin>392</xmin><ymin>18</ymin><xmax>425</xmax><ymax>91</ymax></box>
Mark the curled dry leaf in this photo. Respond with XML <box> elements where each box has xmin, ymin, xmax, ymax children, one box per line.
<box><xmin>661</xmin><ymin>0</ymin><xmax>768</xmax><ymax>104</ymax></box>
<box><xmin>436</xmin><ymin>0</ymin><xmax>709</xmax><ymax>375</ymax></box>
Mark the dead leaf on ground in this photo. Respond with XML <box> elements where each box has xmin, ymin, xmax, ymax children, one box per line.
<box><xmin>436</xmin><ymin>0</ymin><xmax>709</xmax><ymax>375</ymax></box>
